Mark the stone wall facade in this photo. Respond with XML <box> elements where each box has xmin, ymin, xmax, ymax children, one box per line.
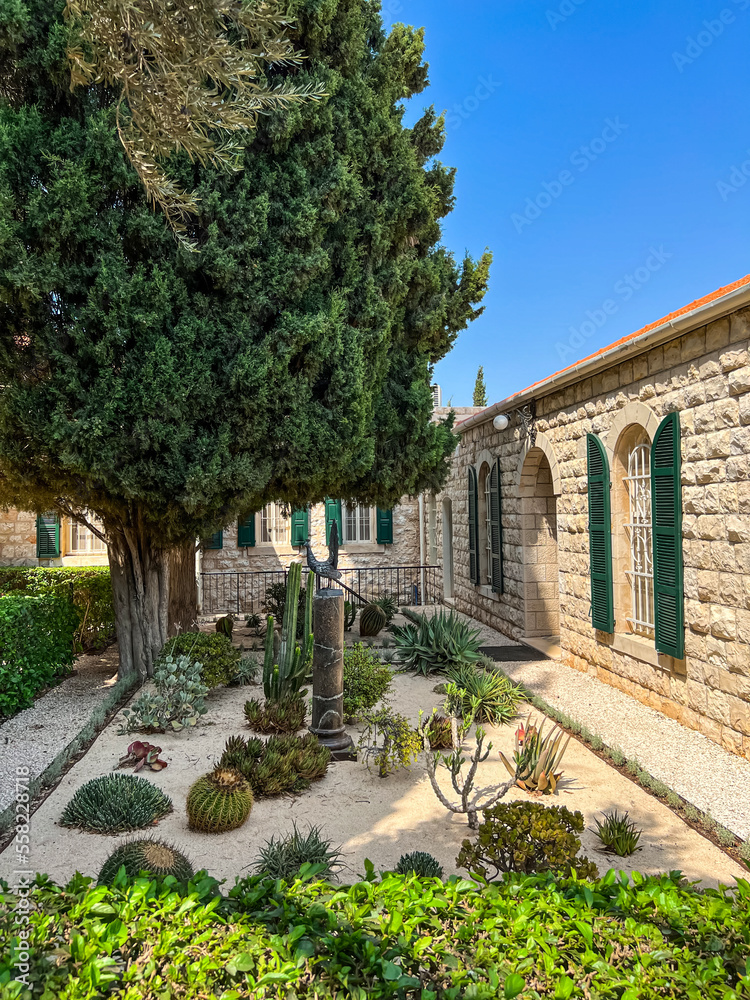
<box><xmin>426</xmin><ymin>304</ymin><xmax>750</xmax><ymax>760</ymax></box>
<box><xmin>0</xmin><ymin>509</ymin><xmax>38</xmax><ymax>566</ymax></box>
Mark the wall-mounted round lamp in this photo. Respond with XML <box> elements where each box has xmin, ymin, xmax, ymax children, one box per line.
<box><xmin>493</xmin><ymin>413</ymin><xmax>510</xmax><ymax>432</ymax></box>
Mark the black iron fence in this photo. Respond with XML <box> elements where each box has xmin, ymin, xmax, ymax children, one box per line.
<box><xmin>199</xmin><ymin>565</ymin><xmax>441</xmax><ymax>616</ymax></box>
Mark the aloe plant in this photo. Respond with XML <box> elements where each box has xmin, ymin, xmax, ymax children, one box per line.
<box><xmin>263</xmin><ymin>562</ymin><xmax>313</xmax><ymax>702</ymax></box>
<box><xmin>391</xmin><ymin>609</ymin><xmax>483</xmax><ymax>675</ymax></box>
<box><xmin>499</xmin><ymin>715</ymin><xmax>571</xmax><ymax>794</ymax></box>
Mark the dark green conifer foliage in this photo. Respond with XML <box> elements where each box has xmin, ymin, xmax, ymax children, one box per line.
<box><xmin>0</xmin><ymin>0</ymin><xmax>491</xmax><ymax>677</ymax></box>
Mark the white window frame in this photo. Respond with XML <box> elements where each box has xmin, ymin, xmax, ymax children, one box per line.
<box><xmin>259</xmin><ymin>503</ymin><xmax>290</xmax><ymax>545</ymax></box>
<box><xmin>483</xmin><ymin>471</ymin><xmax>493</xmax><ymax>586</ymax></box>
<box><xmin>623</xmin><ymin>442</ymin><xmax>654</xmax><ymax>638</ymax></box>
<box><xmin>342</xmin><ymin>504</ymin><xmax>373</xmax><ymax>544</ymax></box>
<box><xmin>68</xmin><ymin>516</ymin><xmax>106</xmax><ymax>554</ymax></box>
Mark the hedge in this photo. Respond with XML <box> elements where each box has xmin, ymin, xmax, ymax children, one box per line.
<box><xmin>0</xmin><ymin>567</ymin><xmax>115</xmax><ymax>652</ymax></box>
<box><xmin>1</xmin><ymin>868</ymin><xmax>748</xmax><ymax>998</ymax></box>
<box><xmin>0</xmin><ymin>594</ymin><xmax>78</xmax><ymax>719</ymax></box>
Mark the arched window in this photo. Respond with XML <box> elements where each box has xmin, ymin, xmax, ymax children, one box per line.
<box><xmin>477</xmin><ymin>462</ymin><xmax>491</xmax><ymax>585</ymax></box>
<box><xmin>624</xmin><ymin>441</ymin><xmax>654</xmax><ymax>637</ymax></box>
<box><xmin>612</xmin><ymin>425</ymin><xmax>654</xmax><ymax>639</ymax></box>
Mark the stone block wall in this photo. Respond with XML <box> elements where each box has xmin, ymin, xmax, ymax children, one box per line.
<box><xmin>430</xmin><ymin>305</ymin><xmax>750</xmax><ymax>759</ymax></box>
<box><xmin>0</xmin><ymin>509</ymin><xmax>40</xmax><ymax>565</ymax></box>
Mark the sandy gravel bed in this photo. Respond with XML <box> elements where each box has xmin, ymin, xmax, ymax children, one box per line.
<box><xmin>0</xmin><ymin>667</ymin><xmax>743</xmax><ymax>890</ymax></box>
<box><xmin>449</xmin><ymin>613</ymin><xmax>750</xmax><ymax>842</ymax></box>
<box><xmin>0</xmin><ymin>647</ymin><xmax>120</xmax><ymax>813</ymax></box>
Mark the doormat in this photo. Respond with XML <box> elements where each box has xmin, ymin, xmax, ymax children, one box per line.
<box><xmin>479</xmin><ymin>645</ymin><xmax>549</xmax><ymax>662</ymax></box>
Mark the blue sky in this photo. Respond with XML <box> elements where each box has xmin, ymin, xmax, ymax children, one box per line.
<box><xmin>392</xmin><ymin>0</ymin><xmax>750</xmax><ymax>406</ymax></box>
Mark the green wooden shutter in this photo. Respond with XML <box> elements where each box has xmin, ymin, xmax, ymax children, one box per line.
<box><xmin>376</xmin><ymin>507</ymin><xmax>393</xmax><ymax>545</ymax></box>
<box><xmin>204</xmin><ymin>530</ymin><xmax>223</xmax><ymax>550</ymax></box>
<box><xmin>324</xmin><ymin>498</ymin><xmax>342</xmax><ymax>546</ymax></box>
<box><xmin>290</xmin><ymin>508</ymin><xmax>309</xmax><ymax>546</ymax></box>
<box><xmin>468</xmin><ymin>467</ymin><xmax>480</xmax><ymax>585</ymax></box>
<box><xmin>36</xmin><ymin>512</ymin><xmax>60</xmax><ymax>559</ymax></box>
<box><xmin>587</xmin><ymin>434</ymin><xmax>614</xmax><ymax>632</ymax></box>
<box><xmin>237</xmin><ymin>515</ymin><xmax>255</xmax><ymax>548</ymax></box>
<box><xmin>489</xmin><ymin>459</ymin><xmax>503</xmax><ymax>594</ymax></box>
<box><xmin>651</xmin><ymin>412</ymin><xmax>685</xmax><ymax>658</ymax></box>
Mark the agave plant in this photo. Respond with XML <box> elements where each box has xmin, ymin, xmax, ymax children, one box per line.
<box><xmin>115</xmin><ymin>741</ymin><xmax>168</xmax><ymax>772</ymax></box>
<box><xmin>390</xmin><ymin>610</ymin><xmax>483</xmax><ymax>675</ymax></box>
<box><xmin>593</xmin><ymin>810</ymin><xmax>642</xmax><ymax>856</ymax></box>
<box><xmin>499</xmin><ymin>715</ymin><xmax>570</xmax><ymax>794</ymax></box>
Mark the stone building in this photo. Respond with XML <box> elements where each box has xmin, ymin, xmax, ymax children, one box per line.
<box><xmin>425</xmin><ymin>274</ymin><xmax>750</xmax><ymax>759</ymax></box>
<box><xmin>0</xmin><ymin>509</ymin><xmax>108</xmax><ymax>568</ymax></box>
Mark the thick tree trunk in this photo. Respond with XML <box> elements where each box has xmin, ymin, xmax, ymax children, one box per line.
<box><xmin>168</xmin><ymin>538</ymin><xmax>198</xmax><ymax>636</ymax></box>
<box><xmin>107</xmin><ymin>519</ymin><xmax>171</xmax><ymax>678</ymax></box>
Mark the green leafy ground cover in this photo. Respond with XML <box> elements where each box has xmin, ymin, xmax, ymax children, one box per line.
<box><xmin>2</xmin><ymin>869</ymin><xmax>748</xmax><ymax>999</ymax></box>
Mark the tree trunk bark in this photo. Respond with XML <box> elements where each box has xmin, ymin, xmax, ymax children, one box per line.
<box><xmin>168</xmin><ymin>538</ymin><xmax>198</xmax><ymax>636</ymax></box>
<box><xmin>107</xmin><ymin>517</ymin><xmax>171</xmax><ymax>678</ymax></box>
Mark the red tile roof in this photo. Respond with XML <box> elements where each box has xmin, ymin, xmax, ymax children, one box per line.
<box><xmin>507</xmin><ymin>272</ymin><xmax>750</xmax><ymax>401</ymax></box>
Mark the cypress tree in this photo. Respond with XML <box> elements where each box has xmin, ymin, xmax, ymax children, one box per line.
<box><xmin>0</xmin><ymin>0</ymin><xmax>491</xmax><ymax>676</ymax></box>
<box><xmin>473</xmin><ymin>366</ymin><xmax>488</xmax><ymax>407</ymax></box>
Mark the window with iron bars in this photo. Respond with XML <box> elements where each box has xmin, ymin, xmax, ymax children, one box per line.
<box><xmin>623</xmin><ymin>442</ymin><xmax>654</xmax><ymax>637</ymax></box>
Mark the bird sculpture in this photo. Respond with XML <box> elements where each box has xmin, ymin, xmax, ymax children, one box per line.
<box><xmin>300</xmin><ymin>520</ymin><xmax>341</xmax><ymax>586</ymax></box>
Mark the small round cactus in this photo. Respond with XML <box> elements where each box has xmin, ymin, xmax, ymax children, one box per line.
<box><xmin>395</xmin><ymin>851</ymin><xmax>444</xmax><ymax>879</ymax></box>
<box><xmin>60</xmin><ymin>774</ymin><xmax>172</xmax><ymax>834</ymax></box>
<box><xmin>186</xmin><ymin>766</ymin><xmax>253</xmax><ymax>833</ymax></box>
<box><xmin>359</xmin><ymin>603</ymin><xmax>387</xmax><ymax>637</ymax></box>
<box><xmin>98</xmin><ymin>838</ymin><xmax>194</xmax><ymax>885</ymax></box>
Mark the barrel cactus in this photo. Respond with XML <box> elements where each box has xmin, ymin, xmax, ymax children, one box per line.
<box><xmin>60</xmin><ymin>774</ymin><xmax>172</xmax><ymax>833</ymax></box>
<box><xmin>98</xmin><ymin>838</ymin><xmax>194</xmax><ymax>885</ymax></box>
<box><xmin>359</xmin><ymin>603</ymin><xmax>387</xmax><ymax>637</ymax></box>
<box><xmin>186</xmin><ymin>767</ymin><xmax>253</xmax><ymax>833</ymax></box>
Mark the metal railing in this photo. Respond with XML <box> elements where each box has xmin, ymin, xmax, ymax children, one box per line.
<box><xmin>199</xmin><ymin>565</ymin><xmax>441</xmax><ymax>616</ymax></box>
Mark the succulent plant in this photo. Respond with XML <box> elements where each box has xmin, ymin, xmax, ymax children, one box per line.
<box><xmin>457</xmin><ymin>801</ymin><xmax>599</xmax><ymax>881</ymax></box>
<box><xmin>217</xmin><ymin>733</ymin><xmax>330</xmax><ymax>797</ymax></box>
<box><xmin>98</xmin><ymin>838</ymin><xmax>194</xmax><ymax>885</ymax></box>
<box><xmin>244</xmin><ymin>696</ymin><xmax>306</xmax><ymax>734</ymax></box>
<box><xmin>186</xmin><ymin>767</ymin><xmax>253</xmax><ymax>834</ymax></box>
<box><xmin>253</xmin><ymin>824</ymin><xmax>342</xmax><ymax>881</ymax></box>
<box><xmin>262</xmin><ymin>562</ymin><xmax>313</xmax><ymax>702</ymax></box>
<box><xmin>61</xmin><ymin>774</ymin><xmax>172</xmax><ymax>833</ymax></box>
<box><xmin>370</xmin><ymin>593</ymin><xmax>398</xmax><ymax>625</ymax></box>
<box><xmin>359</xmin><ymin>603</ymin><xmax>387</xmax><ymax>637</ymax></box>
<box><xmin>391</xmin><ymin>609</ymin><xmax>482</xmax><ymax>675</ymax></box>
<box><xmin>445</xmin><ymin>663</ymin><xmax>521</xmax><ymax>725</ymax></box>
<box><xmin>593</xmin><ymin>810</ymin><xmax>642</xmax><ymax>856</ymax></box>
<box><xmin>115</xmin><ymin>741</ymin><xmax>168</xmax><ymax>772</ymax></box>
<box><xmin>344</xmin><ymin>600</ymin><xmax>358</xmax><ymax>630</ymax></box>
<box><xmin>215</xmin><ymin>614</ymin><xmax>234</xmax><ymax>637</ymax></box>
<box><xmin>498</xmin><ymin>716</ymin><xmax>570</xmax><ymax>794</ymax></box>
<box><xmin>419</xmin><ymin>712</ymin><xmax>454</xmax><ymax>750</ymax></box>
<box><xmin>395</xmin><ymin>851</ymin><xmax>443</xmax><ymax>879</ymax></box>
<box><xmin>118</xmin><ymin>654</ymin><xmax>208</xmax><ymax>733</ymax></box>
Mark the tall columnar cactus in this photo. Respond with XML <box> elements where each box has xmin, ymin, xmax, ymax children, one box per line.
<box><xmin>263</xmin><ymin>562</ymin><xmax>314</xmax><ymax>703</ymax></box>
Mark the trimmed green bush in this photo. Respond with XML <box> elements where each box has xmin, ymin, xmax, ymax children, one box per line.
<box><xmin>60</xmin><ymin>774</ymin><xmax>172</xmax><ymax>833</ymax></box>
<box><xmin>456</xmin><ymin>801</ymin><xmax>599</xmax><ymax>881</ymax></box>
<box><xmin>159</xmin><ymin>631</ymin><xmax>240</xmax><ymax>689</ymax></box>
<box><xmin>342</xmin><ymin>643</ymin><xmax>392</xmax><ymax>721</ymax></box>
<box><xmin>4</xmin><ymin>870</ymin><xmax>749</xmax><ymax>998</ymax></box>
<box><xmin>0</xmin><ymin>593</ymin><xmax>78</xmax><ymax>719</ymax></box>
<box><xmin>98</xmin><ymin>839</ymin><xmax>194</xmax><ymax>885</ymax></box>
<box><xmin>0</xmin><ymin>567</ymin><xmax>115</xmax><ymax>652</ymax></box>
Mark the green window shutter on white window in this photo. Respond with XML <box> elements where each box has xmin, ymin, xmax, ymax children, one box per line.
<box><xmin>468</xmin><ymin>467</ymin><xmax>480</xmax><ymax>585</ymax></box>
<box><xmin>324</xmin><ymin>498</ymin><xmax>342</xmax><ymax>546</ymax></box>
<box><xmin>489</xmin><ymin>459</ymin><xmax>504</xmax><ymax>594</ymax></box>
<box><xmin>204</xmin><ymin>530</ymin><xmax>223</xmax><ymax>550</ymax></box>
<box><xmin>376</xmin><ymin>507</ymin><xmax>393</xmax><ymax>544</ymax></box>
<box><xmin>237</xmin><ymin>516</ymin><xmax>255</xmax><ymax>548</ymax></box>
<box><xmin>290</xmin><ymin>508</ymin><xmax>309</xmax><ymax>547</ymax></box>
<box><xmin>651</xmin><ymin>412</ymin><xmax>685</xmax><ymax>659</ymax></box>
<box><xmin>586</xmin><ymin>434</ymin><xmax>614</xmax><ymax>633</ymax></box>
<box><xmin>36</xmin><ymin>512</ymin><xmax>60</xmax><ymax>559</ymax></box>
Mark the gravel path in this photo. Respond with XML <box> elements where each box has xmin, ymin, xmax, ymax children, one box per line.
<box><xmin>0</xmin><ymin>648</ymin><xmax>119</xmax><ymax>813</ymax></box>
<box><xmin>453</xmin><ymin>612</ymin><xmax>750</xmax><ymax>841</ymax></box>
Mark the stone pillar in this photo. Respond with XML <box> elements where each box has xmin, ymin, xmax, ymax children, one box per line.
<box><xmin>309</xmin><ymin>589</ymin><xmax>356</xmax><ymax>760</ymax></box>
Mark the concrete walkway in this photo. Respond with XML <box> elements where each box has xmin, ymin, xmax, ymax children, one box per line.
<box><xmin>458</xmin><ymin>611</ymin><xmax>750</xmax><ymax>841</ymax></box>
